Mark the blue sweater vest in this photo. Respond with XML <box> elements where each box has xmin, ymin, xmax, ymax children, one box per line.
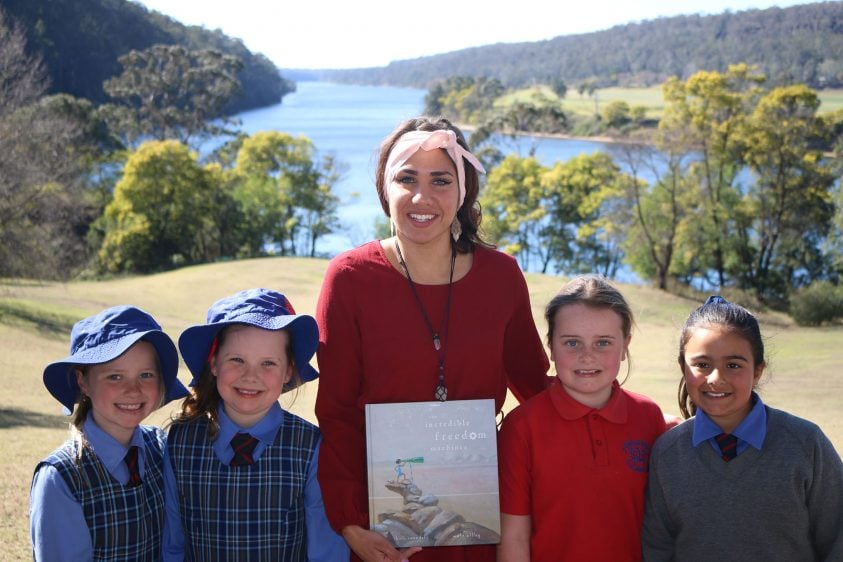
<box><xmin>168</xmin><ymin>411</ymin><xmax>320</xmax><ymax>562</ymax></box>
<box><xmin>38</xmin><ymin>426</ymin><xmax>165</xmax><ymax>562</ymax></box>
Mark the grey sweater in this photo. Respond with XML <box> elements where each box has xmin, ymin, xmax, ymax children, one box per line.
<box><xmin>642</xmin><ymin>407</ymin><xmax>843</xmax><ymax>561</ymax></box>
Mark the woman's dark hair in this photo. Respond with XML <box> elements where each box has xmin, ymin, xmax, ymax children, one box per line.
<box><xmin>173</xmin><ymin>325</ymin><xmax>298</xmax><ymax>437</ymax></box>
<box><xmin>544</xmin><ymin>275</ymin><xmax>635</xmax><ymax>382</ymax></box>
<box><xmin>375</xmin><ymin>116</ymin><xmax>490</xmax><ymax>253</ymax></box>
<box><xmin>677</xmin><ymin>296</ymin><xmax>766</xmax><ymax>419</ymax></box>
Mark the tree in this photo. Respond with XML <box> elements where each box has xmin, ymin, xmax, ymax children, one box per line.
<box><xmin>577</xmin><ymin>80</ymin><xmax>599</xmax><ymax>116</ymax></box>
<box><xmin>736</xmin><ymin>84</ymin><xmax>836</xmax><ymax>304</ymax></box>
<box><xmin>0</xmin><ymin>8</ymin><xmax>113</xmax><ymax>279</ymax></box>
<box><xmin>658</xmin><ymin>64</ymin><xmax>764</xmax><ymax>290</ymax></box>
<box><xmin>614</xmin><ymin>139</ymin><xmax>695</xmax><ymax>289</ymax></box>
<box><xmin>602</xmin><ymin>100</ymin><xmax>631</xmax><ymax>129</ymax></box>
<box><xmin>551</xmin><ymin>78</ymin><xmax>568</xmax><ymax>99</ymax></box>
<box><xmin>299</xmin><ymin>153</ymin><xmax>344</xmax><ymax>257</ymax></box>
<box><xmin>423</xmin><ymin>76</ymin><xmax>475</xmax><ymax>116</ymax></box>
<box><xmin>98</xmin><ymin>140</ymin><xmax>219</xmax><ymax>273</ymax></box>
<box><xmin>540</xmin><ymin>152</ymin><xmax>628</xmax><ymax>277</ymax></box>
<box><xmin>437</xmin><ymin>76</ymin><xmax>505</xmax><ymax>123</ymax></box>
<box><xmin>102</xmin><ymin>44</ymin><xmax>242</xmax><ymax>146</ymax></box>
<box><xmin>480</xmin><ymin>155</ymin><xmax>547</xmax><ymax>270</ymax></box>
<box><xmin>232</xmin><ymin>131</ymin><xmax>342</xmax><ymax>257</ymax></box>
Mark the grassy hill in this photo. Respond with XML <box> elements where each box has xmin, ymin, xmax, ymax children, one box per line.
<box><xmin>2</xmin><ymin>256</ymin><xmax>841</xmax><ymax>557</ymax></box>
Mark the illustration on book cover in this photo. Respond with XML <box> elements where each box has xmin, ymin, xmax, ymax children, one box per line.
<box><xmin>364</xmin><ymin>399</ymin><xmax>501</xmax><ymax>548</ymax></box>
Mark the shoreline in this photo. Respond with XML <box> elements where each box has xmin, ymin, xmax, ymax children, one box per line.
<box><xmin>456</xmin><ymin>122</ymin><xmax>653</xmax><ymax>146</ymax></box>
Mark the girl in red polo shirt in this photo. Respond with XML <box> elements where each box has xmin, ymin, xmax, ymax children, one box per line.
<box><xmin>498</xmin><ymin>275</ymin><xmax>668</xmax><ymax>562</ymax></box>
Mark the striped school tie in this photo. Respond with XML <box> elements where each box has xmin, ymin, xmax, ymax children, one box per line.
<box><xmin>715</xmin><ymin>433</ymin><xmax>738</xmax><ymax>461</ymax></box>
<box><xmin>124</xmin><ymin>446</ymin><xmax>142</xmax><ymax>487</ymax></box>
<box><xmin>230</xmin><ymin>432</ymin><xmax>258</xmax><ymax>466</ymax></box>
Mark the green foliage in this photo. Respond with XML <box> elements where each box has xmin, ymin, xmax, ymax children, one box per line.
<box><xmin>427</xmin><ymin>76</ymin><xmax>505</xmax><ymax>123</ymax></box>
<box><xmin>98</xmin><ymin>140</ymin><xmax>218</xmax><ymax>273</ymax></box>
<box><xmin>225</xmin><ymin>131</ymin><xmax>342</xmax><ymax>257</ymax></box>
<box><xmin>481</xmin><ymin>155</ymin><xmax>546</xmax><ymax>268</ymax></box>
<box><xmin>1</xmin><ymin>0</ymin><xmax>290</xmax><ymax>113</ymax></box>
<box><xmin>1</xmin><ymin>10</ymin><xmax>120</xmax><ymax>280</ymax></box>
<box><xmin>327</xmin><ymin>3</ymin><xmax>843</xmax><ymax>91</ymax></box>
<box><xmin>738</xmin><ymin>84</ymin><xmax>835</xmax><ymax>304</ymax></box>
<box><xmin>550</xmin><ymin>78</ymin><xmax>567</xmax><ymax>99</ymax></box>
<box><xmin>789</xmin><ymin>282</ymin><xmax>843</xmax><ymax>326</ymax></box>
<box><xmin>602</xmin><ymin>100</ymin><xmax>631</xmax><ymax>129</ymax></box>
<box><xmin>102</xmin><ymin>44</ymin><xmax>242</xmax><ymax>145</ymax></box>
<box><xmin>481</xmin><ymin>152</ymin><xmax>628</xmax><ymax>275</ymax></box>
<box><xmin>657</xmin><ymin>64</ymin><xmax>763</xmax><ymax>290</ymax></box>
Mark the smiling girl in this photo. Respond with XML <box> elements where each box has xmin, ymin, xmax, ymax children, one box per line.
<box><xmin>162</xmin><ymin>288</ymin><xmax>347</xmax><ymax>561</ymax></box>
<box><xmin>642</xmin><ymin>296</ymin><xmax>843</xmax><ymax>561</ymax></box>
<box><xmin>498</xmin><ymin>275</ymin><xmax>667</xmax><ymax>562</ymax></box>
<box><xmin>31</xmin><ymin>305</ymin><xmax>188</xmax><ymax>561</ymax></box>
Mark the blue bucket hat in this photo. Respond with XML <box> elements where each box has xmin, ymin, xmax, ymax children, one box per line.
<box><xmin>178</xmin><ymin>288</ymin><xmax>319</xmax><ymax>389</ymax></box>
<box><xmin>43</xmin><ymin>305</ymin><xmax>189</xmax><ymax>414</ymax></box>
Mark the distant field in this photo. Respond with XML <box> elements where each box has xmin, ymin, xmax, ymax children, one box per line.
<box><xmin>500</xmin><ymin>85</ymin><xmax>843</xmax><ymax>122</ymax></box>
<box><xmin>2</xmin><ymin>258</ymin><xmax>841</xmax><ymax>558</ymax></box>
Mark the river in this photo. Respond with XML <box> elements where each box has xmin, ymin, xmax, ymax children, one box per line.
<box><xmin>233</xmin><ymin>80</ymin><xmax>622</xmax><ymax>258</ymax></box>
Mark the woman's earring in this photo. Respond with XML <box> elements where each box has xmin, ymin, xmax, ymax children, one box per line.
<box><xmin>390</xmin><ymin>219</ymin><xmax>396</xmax><ymax>238</ymax></box>
<box><xmin>450</xmin><ymin>218</ymin><xmax>462</xmax><ymax>242</ymax></box>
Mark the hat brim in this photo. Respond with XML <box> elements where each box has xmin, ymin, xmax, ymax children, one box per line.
<box><xmin>43</xmin><ymin>330</ymin><xmax>188</xmax><ymax>414</ymax></box>
<box><xmin>178</xmin><ymin>314</ymin><xmax>319</xmax><ymax>389</ymax></box>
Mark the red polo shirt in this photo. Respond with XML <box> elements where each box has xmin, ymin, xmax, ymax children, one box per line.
<box><xmin>499</xmin><ymin>380</ymin><xmax>667</xmax><ymax>562</ymax></box>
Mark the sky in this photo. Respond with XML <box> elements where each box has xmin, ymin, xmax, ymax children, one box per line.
<box><xmin>134</xmin><ymin>0</ymin><xmax>818</xmax><ymax>69</ymax></box>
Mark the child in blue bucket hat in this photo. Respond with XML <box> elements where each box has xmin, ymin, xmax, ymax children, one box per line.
<box><xmin>162</xmin><ymin>288</ymin><xmax>348</xmax><ymax>561</ymax></box>
<box><xmin>30</xmin><ymin>305</ymin><xmax>189</xmax><ymax>561</ymax></box>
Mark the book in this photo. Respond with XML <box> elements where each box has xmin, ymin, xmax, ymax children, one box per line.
<box><xmin>364</xmin><ymin>399</ymin><xmax>501</xmax><ymax>548</ymax></box>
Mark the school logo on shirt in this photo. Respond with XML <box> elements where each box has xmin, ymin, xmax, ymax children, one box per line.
<box><xmin>622</xmin><ymin>440</ymin><xmax>651</xmax><ymax>473</ymax></box>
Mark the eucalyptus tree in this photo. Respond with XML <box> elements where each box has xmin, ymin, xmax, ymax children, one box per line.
<box><xmin>658</xmin><ymin>64</ymin><xmax>765</xmax><ymax>290</ymax></box>
<box><xmin>540</xmin><ymin>152</ymin><xmax>628</xmax><ymax>277</ymax></box>
<box><xmin>736</xmin><ymin>84</ymin><xmax>836</xmax><ymax>304</ymax></box>
<box><xmin>480</xmin><ymin>155</ymin><xmax>547</xmax><ymax>271</ymax></box>
<box><xmin>481</xmin><ymin>152</ymin><xmax>627</xmax><ymax>275</ymax></box>
<box><xmin>102</xmin><ymin>44</ymin><xmax>242</xmax><ymax>146</ymax></box>
<box><xmin>232</xmin><ymin>131</ymin><xmax>341</xmax><ymax>257</ymax></box>
<box><xmin>611</xmin><ymin>138</ymin><xmax>696</xmax><ymax>290</ymax></box>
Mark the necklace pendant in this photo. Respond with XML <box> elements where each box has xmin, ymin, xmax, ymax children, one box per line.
<box><xmin>434</xmin><ymin>382</ymin><xmax>448</xmax><ymax>402</ymax></box>
<box><xmin>433</xmin><ymin>334</ymin><xmax>441</xmax><ymax>351</ymax></box>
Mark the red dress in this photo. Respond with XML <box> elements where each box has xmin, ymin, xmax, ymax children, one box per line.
<box><xmin>315</xmin><ymin>241</ymin><xmax>550</xmax><ymax>562</ymax></box>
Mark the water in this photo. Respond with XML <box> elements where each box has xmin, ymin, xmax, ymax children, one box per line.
<box><xmin>233</xmin><ymin>81</ymin><xmax>620</xmax><ymax>258</ymax></box>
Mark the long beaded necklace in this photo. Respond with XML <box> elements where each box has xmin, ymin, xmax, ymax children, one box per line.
<box><xmin>394</xmin><ymin>239</ymin><xmax>456</xmax><ymax>401</ymax></box>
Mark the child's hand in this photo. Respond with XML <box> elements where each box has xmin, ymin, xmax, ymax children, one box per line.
<box><xmin>341</xmin><ymin>525</ymin><xmax>423</xmax><ymax>561</ymax></box>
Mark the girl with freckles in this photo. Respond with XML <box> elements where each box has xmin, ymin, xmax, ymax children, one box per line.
<box><xmin>642</xmin><ymin>296</ymin><xmax>843</xmax><ymax>561</ymax></box>
<box><xmin>162</xmin><ymin>288</ymin><xmax>347</xmax><ymax>561</ymax></box>
<box><xmin>31</xmin><ymin>305</ymin><xmax>189</xmax><ymax>561</ymax></box>
<box><xmin>498</xmin><ymin>275</ymin><xmax>668</xmax><ymax>562</ymax></box>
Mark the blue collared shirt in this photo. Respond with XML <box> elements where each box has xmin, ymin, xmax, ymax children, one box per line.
<box><xmin>30</xmin><ymin>414</ymin><xmax>151</xmax><ymax>562</ymax></box>
<box><xmin>692</xmin><ymin>392</ymin><xmax>767</xmax><ymax>456</ymax></box>
<box><xmin>162</xmin><ymin>402</ymin><xmax>348</xmax><ymax>561</ymax></box>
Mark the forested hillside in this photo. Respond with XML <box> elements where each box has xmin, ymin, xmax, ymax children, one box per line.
<box><xmin>0</xmin><ymin>0</ymin><xmax>292</xmax><ymax>113</ymax></box>
<box><xmin>321</xmin><ymin>2</ymin><xmax>843</xmax><ymax>89</ymax></box>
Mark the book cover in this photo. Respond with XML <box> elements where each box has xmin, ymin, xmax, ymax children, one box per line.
<box><xmin>364</xmin><ymin>399</ymin><xmax>501</xmax><ymax>548</ymax></box>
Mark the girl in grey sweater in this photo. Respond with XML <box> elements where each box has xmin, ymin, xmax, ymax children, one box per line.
<box><xmin>642</xmin><ymin>296</ymin><xmax>842</xmax><ymax>561</ymax></box>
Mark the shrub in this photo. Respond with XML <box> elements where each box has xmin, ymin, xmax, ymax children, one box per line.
<box><xmin>789</xmin><ymin>282</ymin><xmax>843</xmax><ymax>326</ymax></box>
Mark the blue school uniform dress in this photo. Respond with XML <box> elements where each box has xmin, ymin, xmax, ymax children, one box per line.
<box><xmin>163</xmin><ymin>402</ymin><xmax>348</xmax><ymax>562</ymax></box>
<box><xmin>30</xmin><ymin>413</ymin><xmax>166</xmax><ymax>562</ymax></box>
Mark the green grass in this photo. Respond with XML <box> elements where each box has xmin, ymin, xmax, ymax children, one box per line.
<box><xmin>2</xmin><ymin>257</ymin><xmax>841</xmax><ymax>558</ymax></box>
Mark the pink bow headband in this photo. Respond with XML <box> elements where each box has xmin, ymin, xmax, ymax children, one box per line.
<box><xmin>384</xmin><ymin>129</ymin><xmax>486</xmax><ymax>209</ymax></box>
